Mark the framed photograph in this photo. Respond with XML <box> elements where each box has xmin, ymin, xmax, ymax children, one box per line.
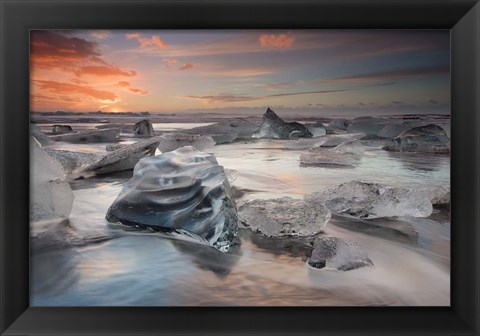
<box><xmin>1</xmin><ymin>0</ymin><xmax>479</xmax><ymax>335</ymax></box>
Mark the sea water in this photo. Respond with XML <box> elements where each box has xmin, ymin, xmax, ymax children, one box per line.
<box><xmin>30</xmin><ymin>122</ymin><xmax>450</xmax><ymax>306</ymax></box>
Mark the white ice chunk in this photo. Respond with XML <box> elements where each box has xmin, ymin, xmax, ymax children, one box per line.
<box><xmin>238</xmin><ymin>196</ymin><xmax>331</xmax><ymax>237</ymax></box>
<box><xmin>305</xmin><ymin>180</ymin><xmax>433</xmax><ymax>219</ymax></box>
<box><xmin>309</xmin><ymin>236</ymin><xmax>373</xmax><ymax>271</ymax></box>
<box><xmin>158</xmin><ymin>133</ymin><xmax>215</xmax><ymax>152</ymax></box>
<box><xmin>30</xmin><ymin>137</ymin><xmax>74</xmax><ymax>222</ymax></box>
<box><xmin>299</xmin><ymin>140</ymin><xmax>364</xmax><ymax>167</ymax></box>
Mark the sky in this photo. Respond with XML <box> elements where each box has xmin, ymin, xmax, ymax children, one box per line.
<box><xmin>30</xmin><ymin>30</ymin><xmax>450</xmax><ymax>116</ymax></box>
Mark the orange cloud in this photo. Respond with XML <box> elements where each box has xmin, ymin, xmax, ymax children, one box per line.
<box><xmin>179</xmin><ymin>63</ymin><xmax>194</xmax><ymax>70</ymax></box>
<box><xmin>116</xmin><ymin>81</ymin><xmax>150</xmax><ymax>96</ymax></box>
<box><xmin>74</xmin><ymin>65</ymin><xmax>136</xmax><ymax>77</ymax></box>
<box><xmin>117</xmin><ymin>81</ymin><xmax>130</xmax><ymax>87</ymax></box>
<box><xmin>259</xmin><ymin>33</ymin><xmax>294</xmax><ymax>49</ymax></box>
<box><xmin>90</xmin><ymin>30</ymin><xmax>111</xmax><ymax>40</ymax></box>
<box><xmin>162</xmin><ymin>58</ymin><xmax>178</xmax><ymax>68</ymax></box>
<box><xmin>31</xmin><ymin>31</ymin><xmax>101</xmax><ymax>63</ymax></box>
<box><xmin>71</xmin><ymin>78</ymin><xmax>88</xmax><ymax>85</ymax></box>
<box><xmin>34</xmin><ymin>80</ymin><xmax>118</xmax><ymax>101</ymax></box>
<box><xmin>126</xmin><ymin>33</ymin><xmax>168</xmax><ymax>49</ymax></box>
<box><xmin>31</xmin><ymin>31</ymin><xmax>138</xmax><ymax>78</ymax></box>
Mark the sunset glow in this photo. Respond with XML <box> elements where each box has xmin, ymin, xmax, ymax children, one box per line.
<box><xmin>30</xmin><ymin>30</ymin><xmax>450</xmax><ymax>114</ymax></box>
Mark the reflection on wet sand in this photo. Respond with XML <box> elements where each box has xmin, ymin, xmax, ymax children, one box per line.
<box><xmin>172</xmin><ymin>238</ymin><xmax>242</xmax><ymax>278</ymax></box>
<box><xmin>386</xmin><ymin>151</ymin><xmax>449</xmax><ymax>173</ymax></box>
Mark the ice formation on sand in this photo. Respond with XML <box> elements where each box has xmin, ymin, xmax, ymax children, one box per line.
<box><xmin>383</xmin><ymin>124</ymin><xmax>450</xmax><ymax>153</ymax></box>
<box><xmin>50</xmin><ymin>128</ymin><xmax>121</xmax><ymax>143</ymax></box>
<box><xmin>319</xmin><ymin>133</ymin><xmax>367</xmax><ymax>147</ymax></box>
<box><xmin>299</xmin><ymin>140</ymin><xmax>364</xmax><ymax>167</ymax></box>
<box><xmin>133</xmin><ymin>119</ymin><xmax>154</xmax><ymax>137</ymax></box>
<box><xmin>106</xmin><ymin>143</ymin><xmax>127</xmax><ymax>152</ymax></box>
<box><xmin>180</xmin><ymin>118</ymin><xmax>259</xmax><ymax>144</ymax></box>
<box><xmin>31</xmin><ymin>124</ymin><xmax>51</xmax><ymax>146</ymax></box>
<box><xmin>327</xmin><ymin>118</ymin><xmax>350</xmax><ymax>131</ymax></box>
<box><xmin>158</xmin><ymin>133</ymin><xmax>215</xmax><ymax>152</ymax></box>
<box><xmin>253</xmin><ymin>107</ymin><xmax>313</xmax><ymax>139</ymax></box>
<box><xmin>85</xmin><ymin>137</ymin><xmax>161</xmax><ymax>175</ymax></box>
<box><xmin>417</xmin><ymin>185</ymin><xmax>450</xmax><ymax>207</ymax></box>
<box><xmin>283</xmin><ymin>137</ymin><xmax>326</xmax><ymax>150</ymax></box>
<box><xmin>306</xmin><ymin>124</ymin><xmax>327</xmax><ymax>137</ymax></box>
<box><xmin>105</xmin><ymin>146</ymin><xmax>238</xmax><ymax>251</ymax></box>
<box><xmin>96</xmin><ymin>123</ymin><xmax>135</xmax><ymax>133</ymax></box>
<box><xmin>305</xmin><ymin>180</ymin><xmax>433</xmax><ymax>219</ymax></box>
<box><xmin>30</xmin><ymin>137</ymin><xmax>74</xmax><ymax>222</ymax></box>
<box><xmin>45</xmin><ymin>148</ymin><xmax>102</xmax><ymax>175</ymax></box>
<box><xmin>309</xmin><ymin>236</ymin><xmax>373</xmax><ymax>271</ymax></box>
<box><xmin>52</xmin><ymin>124</ymin><xmax>74</xmax><ymax>135</ymax></box>
<box><xmin>347</xmin><ymin>117</ymin><xmax>420</xmax><ymax>139</ymax></box>
<box><xmin>346</xmin><ymin>117</ymin><xmax>389</xmax><ymax>137</ymax></box>
<box><xmin>376</xmin><ymin>120</ymin><xmax>422</xmax><ymax>139</ymax></box>
<box><xmin>283</xmin><ymin>133</ymin><xmax>365</xmax><ymax>150</ymax></box>
<box><xmin>238</xmin><ymin>197</ymin><xmax>330</xmax><ymax>237</ymax></box>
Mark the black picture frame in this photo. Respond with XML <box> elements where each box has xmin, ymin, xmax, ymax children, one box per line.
<box><xmin>1</xmin><ymin>0</ymin><xmax>479</xmax><ymax>335</ymax></box>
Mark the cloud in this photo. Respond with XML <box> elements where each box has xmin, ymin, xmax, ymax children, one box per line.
<box><xmin>326</xmin><ymin>65</ymin><xmax>449</xmax><ymax>84</ymax></box>
<box><xmin>181</xmin><ymin>88</ymin><xmax>349</xmax><ymax>104</ymax></box>
<box><xmin>74</xmin><ymin>65</ymin><xmax>136</xmax><ymax>77</ymax></box>
<box><xmin>116</xmin><ymin>81</ymin><xmax>150</xmax><ymax>95</ymax></box>
<box><xmin>259</xmin><ymin>33</ymin><xmax>295</xmax><ymax>49</ymax></box>
<box><xmin>116</xmin><ymin>81</ymin><xmax>130</xmax><ymax>87</ymax></box>
<box><xmin>212</xmin><ymin>68</ymin><xmax>273</xmax><ymax>77</ymax></box>
<box><xmin>179</xmin><ymin>63</ymin><xmax>194</xmax><ymax>70</ymax></box>
<box><xmin>257</xmin><ymin>65</ymin><xmax>449</xmax><ymax>91</ymax></box>
<box><xmin>30</xmin><ymin>31</ymin><xmax>101</xmax><ymax>62</ymax></box>
<box><xmin>182</xmin><ymin>93</ymin><xmax>257</xmax><ymax>104</ymax></box>
<box><xmin>162</xmin><ymin>58</ymin><xmax>178</xmax><ymax>68</ymax></box>
<box><xmin>126</xmin><ymin>33</ymin><xmax>168</xmax><ymax>49</ymax></box>
<box><xmin>31</xmin><ymin>31</ymin><xmax>138</xmax><ymax>78</ymax></box>
<box><xmin>71</xmin><ymin>78</ymin><xmax>88</xmax><ymax>85</ymax></box>
<box><xmin>34</xmin><ymin>80</ymin><xmax>118</xmax><ymax>101</ymax></box>
<box><xmin>121</xmin><ymin>30</ymin><xmax>448</xmax><ymax>64</ymax></box>
<box><xmin>90</xmin><ymin>30</ymin><xmax>111</xmax><ymax>40</ymax></box>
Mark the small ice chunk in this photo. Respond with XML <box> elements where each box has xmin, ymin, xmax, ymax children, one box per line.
<box><xmin>383</xmin><ymin>124</ymin><xmax>450</xmax><ymax>153</ymax></box>
<box><xmin>253</xmin><ymin>107</ymin><xmax>312</xmax><ymax>139</ymax></box>
<box><xmin>309</xmin><ymin>236</ymin><xmax>373</xmax><ymax>271</ymax></box>
<box><xmin>96</xmin><ymin>123</ymin><xmax>135</xmax><ymax>133</ymax></box>
<box><xmin>133</xmin><ymin>119</ymin><xmax>154</xmax><ymax>137</ymax></box>
<box><xmin>30</xmin><ymin>137</ymin><xmax>74</xmax><ymax>222</ymax></box>
<box><xmin>347</xmin><ymin>117</ymin><xmax>390</xmax><ymax>137</ymax></box>
<box><xmin>50</xmin><ymin>128</ymin><xmax>121</xmax><ymax>143</ymax></box>
<box><xmin>306</xmin><ymin>124</ymin><xmax>327</xmax><ymax>137</ymax></box>
<box><xmin>45</xmin><ymin>148</ymin><xmax>102</xmax><ymax>175</ymax></box>
<box><xmin>327</xmin><ymin>118</ymin><xmax>350</xmax><ymax>131</ymax></box>
<box><xmin>85</xmin><ymin>137</ymin><xmax>161</xmax><ymax>174</ymax></box>
<box><xmin>238</xmin><ymin>197</ymin><xmax>331</xmax><ymax>237</ymax></box>
<box><xmin>52</xmin><ymin>124</ymin><xmax>74</xmax><ymax>135</ymax></box>
<box><xmin>305</xmin><ymin>180</ymin><xmax>433</xmax><ymax>219</ymax></box>
<box><xmin>299</xmin><ymin>140</ymin><xmax>364</xmax><ymax>167</ymax></box>
<box><xmin>158</xmin><ymin>133</ymin><xmax>215</xmax><ymax>152</ymax></box>
<box><xmin>417</xmin><ymin>185</ymin><xmax>450</xmax><ymax>206</ymax></box>
<box><xmin>377</xmin><ymin>120</ymin><xmax>421</xmax><ymax>139</ymax></box>
<box><xmin>31</xmin><ymin>124</ymin><xmax>51</xmax><ymax>146</ymax></box>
